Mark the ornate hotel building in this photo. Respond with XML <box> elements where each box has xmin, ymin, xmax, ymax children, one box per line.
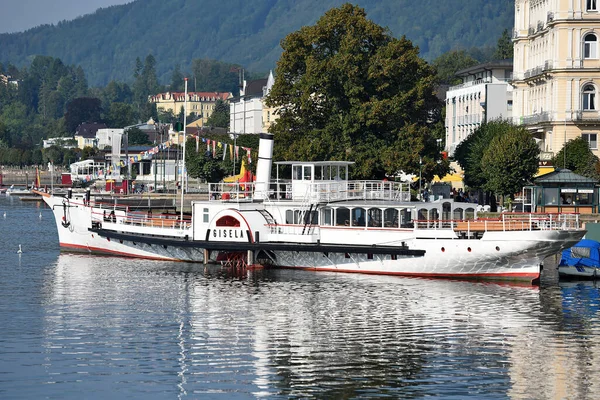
<box><xmin>512</xmin><ymin>0</ymin><xmax>600</xmax><ymax>160</ymax></box>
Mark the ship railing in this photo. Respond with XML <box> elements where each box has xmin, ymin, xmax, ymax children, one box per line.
<box><xmin>208</xmin><ymin>182</ymin><xmax>257</xmax><ymax>202</ymax></box>
<box><xmin>92</xmin><ymin>208</ymin><xmax>191</xmax><ymax>231</ymax></box>
<box><xmin>298</xmin><ymin>180</ymin><xmax>409</xmax><ymax>202</ymax></box>
<box><xmin>207</xmin><ymin>179</ymin><xmax>411</xmax><ymax>202</ymax></box>
<box><xmin>414</xmin><ymin>213</ymin><xmax>582</xmax><ymax>232</ymax></box>
<box><xmin>267</xmin><ymin>223</ymin><xmax>320</xmax><ymax>236</ymax></box>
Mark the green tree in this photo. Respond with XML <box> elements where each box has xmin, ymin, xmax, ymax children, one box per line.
<box><xmin>186</xmin><ymin>140</ymin><xmax>228</xmax><ymax>182</ymax></box>
<box><xmin>105</xmin><ymin>102</ymin><xmax>135</xmax><ymax>128</ymax></box>
<box><xmin>127</xmin><ymin>127</ymin><xmax>151</xmax><ymax>145</ymax></box>
<box><xmin>266</xmin><ymin>4</ymin><xmax>446</xmax><ymax>180</ymax></box>
<box><xmin>206</xmin><ymin>99</ymin><xmax>229</xmax><ymax>128</ymax></box>
<box><xmin>454</xmin><ymin>120</ymin><xmax>511</xmax><ymax>189</ymax></box>
<box><xmin>64</xmin><ymin>97</ymin><xmax>103</xmax><ymax>133</ymax></box>
<box><xmin>553</xmin><ymin>137</ymin><xmax>600</xmax><ymax>179</ymax></box>
<box><xmin>481</xmin><ymin>125</ymin><xmax>539</xmax><ymax>198</ymax></box>
<box><xmin>432</xmin><ymin>49</ymin><xmax>479</xmax><ymax>85</ymax></box>
<box><xmin>493</xmin><ymin>29</ymin><xmax>513</xmax><ymax>60</ymax></box>
<box><xmin>170</xmin><ymin>65</ymin><xmax>185</xmax><ymax>92</ymax></box>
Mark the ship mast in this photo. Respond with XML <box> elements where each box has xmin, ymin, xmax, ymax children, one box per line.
<box><xmin>179</xmin><ymin>78</ymin><xmax>188</xmax><ymax>226</ymax></box>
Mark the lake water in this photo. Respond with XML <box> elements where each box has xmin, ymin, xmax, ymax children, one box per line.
<box><xmin>1</xmin><ymin>195</ymin><xmax>600</xmax><ymax>399</ymax></box>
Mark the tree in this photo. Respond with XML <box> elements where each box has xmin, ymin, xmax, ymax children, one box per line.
<box><xmin>206</xmin><ymin>99</ymin><xmax>229</xmax><ymax>128</ymax></box>
<box><xmin>64</xmin><ymin>97</ymin><xmax>103</xmax><ymax>133</ymax></box>
<box><xmin>127</xmin><ymin>127</ymin><xmax>151</xmax><ymax>145</ymax></box>
<box><xmin>186</xmin><ymin>140</ymin><xmax>229</xmax><ymax>182</ymax></box>
<box><xmin>432</xmin><ymin>49</ymin><xmax>479</xmax><ymax>86</ymax></box>
<box><xmin>266</xmin><ymin>4</ymin><xmax>446</xmax><ymax>180</ymax></box>
<box><xmin>105</xmin><ymin>102</ymin><xmax>135</xmax><ymax>128</ymax></box>
<box><xmin>553</xmin><ymin>137</ymin><xmax>600</xmax><ymax>179</ymax></box>
<box><xmin>170</xmin><ymin>65</ymin><xmax>185</xmax><ymax>92</ymax></box>
<box><xmin>454</xmin><ymin>120</ymin><xmax>511</xmax><ymax>190</ymax></box>
<box><xmin>481</xmin><ymin>125</ymin><xmax>539</xmax><ymax>198</ymax></box>
<box><xmin>493</xmin><ymin>29</ymin><xmax>513</xmax><ymax>60</ymax></box>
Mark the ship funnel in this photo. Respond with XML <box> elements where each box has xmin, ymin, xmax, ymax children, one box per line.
<box><xmin>254</xmin><ymin>132</ymin><xmax>274</xmax><ymax>200</ymax></box>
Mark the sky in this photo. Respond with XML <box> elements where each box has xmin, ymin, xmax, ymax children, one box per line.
<box><xmin>0</xmin><ymin>0</ymin><xmax>132</xmax><ymax>34</ymax></box>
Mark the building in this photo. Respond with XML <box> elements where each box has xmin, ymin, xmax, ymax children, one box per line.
<box><xmin>96</xmin><ymin>128</ymin><xmax>125</xmax><ymax>150</ymax></box>
<box><xmin>0</xmin><ymin>74</ymin><xmax>18</xmax><ymax>87</ymax></box>
<box><xmin>512</xmin><ymin>0</ymin><xmax>600</xmax><ymax>161</ymax></box>
<box><xmin>74</xmin><ymin>122</ymin><xmax>106</xmax><ymax>149</ymax></box>
<box><xmin>230</xmin><ymin>70</ymin><xmax>277</xmax><ymax>134</ymax></box>
<box><xmin>149</xmin><ymin>91</ymin><xmax>232</xmax><ymax>127</ymax></box>
<box><xmin>444</xmin><ymin>61</ymin><xmax>514</xmax><ymax>156</ymax></box>
<box><xmin>43</xmin><ymin>137</ymin><xmax>76</xmax><ymax>149</ymax></box>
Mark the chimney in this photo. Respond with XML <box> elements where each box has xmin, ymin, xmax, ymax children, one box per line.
<box><xmin>254</xmin><ymin>133</ymin><xmax>274</xmax><ymax>200</ymax></box>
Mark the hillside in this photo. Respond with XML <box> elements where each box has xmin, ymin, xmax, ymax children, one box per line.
<box><xmin>0</xmin><ymin>0</ymin><xmax>514</xmax><ymax>86</ymax></box>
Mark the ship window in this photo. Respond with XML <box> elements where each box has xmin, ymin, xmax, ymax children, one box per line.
<box><xmin>303</xmin><ymin>166</ymin><xmax>312</xmax><ymax>180</ymax></box>
<box><xmin>322</xmin><ymin>208</ymin><xmax>333</xmax><ymax>225</ymax></box>
<box><xmin>216</xmin><ymin>215</ymin><xmax>240</xmax><ymax>227</ymax></box>
<box><xmin>336</xmin><ymin>207</ymin><xmax>350</xmax><ymax>226</ymax></box>
<box><xmin>352</xmin><ymin>208</ymin><xmax>366</xmax><ymax>227</ymax></box>
<box><xmin>286</xmin><ymin>210</ymin><xmax>293</xmax><ymax>224</ymax></box>
<box><xmin>293</xmin><ymin>166</ymin><xmax>302</xmax><ymax>180</ymax></box>
<box><xmin>384</xmin><ymin>209</ymin><xmax>399</xmax><ymax>228</ymax></box>
<box><xmin>203</xmin><ymin>208</ymin><xmax>209</xmax><ymax>223</ymax></box>
<box><xmin>367</xmin><ymin>208</ymin><xmax>382</xmax><ymax>227</ymax></box>
<box><xmin>453</xmin><ymin>208</ymin><xmax>464</xmax><ymax>220</ymax></box>
<box><xmin>465</xmin><ymin>208</ymin><xmax>475</xmax><ymax>220</ymax></box>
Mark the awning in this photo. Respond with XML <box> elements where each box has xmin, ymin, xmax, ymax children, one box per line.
<box><xmin>433</xmin><ymin>173</ymin><xmax>463</xmax><ymax>183</ymax></box>
<box><xmin>534</xmin><ymin>166</ymin><xmax>555</xmax><ymax>177</ymax></box>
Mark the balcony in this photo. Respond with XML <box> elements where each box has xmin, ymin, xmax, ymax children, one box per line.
<box><xmin>537</xmin><ymin>21</ymin><xmax>544</xmax><ymax>32</ymax></box>
<box><xmin>521</xmin><ymin>111</ymin><xmax>551</xmax><ymax>125</ymax></box>
<box><xmin>573</xmin><ymin>110</ymin><xmax>600</xmax><ymax>122</ymax></box>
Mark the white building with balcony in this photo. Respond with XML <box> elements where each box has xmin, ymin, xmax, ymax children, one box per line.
<box><xmin>445</xmin><ymin>61</ymin><xmax>514</xmax><ymax>156</ymax></box>
<box><xmin>230</xmin><ymin>71</ymin><xmax>275</xmax><ymax>135</ymax></box>
<box><xmin>512</xmin><ymin>0</ymin><xmax>600</xmax><ymax>160</ymax></box>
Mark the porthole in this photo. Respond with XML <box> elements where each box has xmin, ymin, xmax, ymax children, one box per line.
<box><xmin>467</xmin><ymin>247</ymin><xmax>472</xmax><ymax>252</ymax></box>
<box><xmin>495</xmin><ymin>246</ymin><xmax>500</xmax><ymax>251</ymax></box>
<box><xmin>441</xmin><ymin>247</ymin><xmax>445</xmax><ymax>252</ymax></box>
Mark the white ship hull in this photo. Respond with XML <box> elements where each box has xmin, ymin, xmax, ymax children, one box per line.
<box><xmin>40</xmin><ymin>192</ymin><xmax>204</xmax><ymax>262</ymax></box>
<box><xmin>273</xmin><ymin>230</ymin><xmax>581</xmax><ymax>281</ymax></box>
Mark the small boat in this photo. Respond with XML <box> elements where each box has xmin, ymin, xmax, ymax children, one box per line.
<box><xmin>5</xmin><ymin>185</ymin><xmax>31</xmax><ymax>196</ymax></box>
<box><xmin>558</xmin><ymin>239</ymin><xmax>600</xmax><ymax>279</ymax></box>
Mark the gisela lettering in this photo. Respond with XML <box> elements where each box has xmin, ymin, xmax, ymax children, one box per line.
<box><xmin>213</xmin><ymin>229</ymin><xmax>244</xmax><ymax>239</ymax></box>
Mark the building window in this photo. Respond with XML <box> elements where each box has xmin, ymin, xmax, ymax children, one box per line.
<box><xmin>583</xmin><ymin>133</ymin><xmax>598</xmax><ymax>149</ymax></box>
<box><xmin>588</xmin><ymin>0</ymin><xmax>598</xmax><ymax>11</ymax></box>
<box><xmin>584</xmin><ymin>34</ymin><xmax>598</xmax><ymax>58</ymax></box>
<box><xmin>583</xmin><ymin>84</ymin><xmax>596</xmax><ymax>110</ymax></box>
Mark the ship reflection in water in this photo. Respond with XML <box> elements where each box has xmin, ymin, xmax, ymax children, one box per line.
<box><xmin>0</xmin><ymin>255</ymin><xmax>584</xmax><ymax>398</ymax></box>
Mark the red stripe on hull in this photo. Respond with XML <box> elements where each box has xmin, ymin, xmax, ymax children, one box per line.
<box><xmin>276</xmin><ymin>265</ymin><xmax>540</xmax><ymax>283</ymax></box>
<box><xmin>59</xmin><ymin>242</ymin><xmax>182</xmax><ymax>262</ymax></box>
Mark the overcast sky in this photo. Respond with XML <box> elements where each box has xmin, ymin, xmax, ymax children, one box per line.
<box><xmin>1</xmin><ymin>0</ymin><xmax>132</xmax><ymax>34</ymax></box>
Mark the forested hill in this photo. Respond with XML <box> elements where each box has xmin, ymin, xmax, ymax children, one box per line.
<box><xmin>0</xmin><ymin>0</ymin><xmax>514</xmax><ymax>86</ymax></box>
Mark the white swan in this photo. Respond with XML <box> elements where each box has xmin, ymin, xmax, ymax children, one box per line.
<box><xmin>17</xmin><ymin>244</ymin><xmax>22</xmax><ymax>254</ymax></box>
